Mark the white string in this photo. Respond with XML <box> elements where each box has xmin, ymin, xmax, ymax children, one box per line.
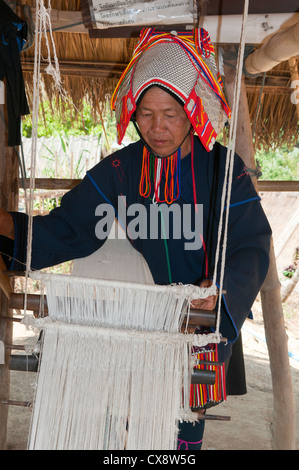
<box><xmin>37</xmin><ymin>1</ymin><xmax>68</xmax><ymax>100</ymax></box>
<box><xmin>31</xmin><ymin>270</ymin><xmax>217</xmax><ymax>299</ymax></box>
<box><xmin>212</xmin><ymin>0</ymin><xmax>249</xmax><ymax>333</ymax></box>
<box><xmin>27</xmin><ymin>272</ymin><xmax>209</xmax><ymax>449</ymax></box>
<box><xmin>24</xmin><ymin>0</ymin><xmax>77</xmax><ymax>311</ymax></box>
<box><xmin>24</xmin><ymin>0</ymin><xmax>42</xmax><ymax>314</ymax></box>
<box><xmin>26</xmin><ymin>0</ymin><xmax>75</xmax><ymax>277</ymax></box>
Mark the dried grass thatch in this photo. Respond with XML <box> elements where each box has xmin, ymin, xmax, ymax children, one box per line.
<box><xmin>247</xmin><ymin>61</ymin><xmax>299</xmax><ymax>151</ymax></box>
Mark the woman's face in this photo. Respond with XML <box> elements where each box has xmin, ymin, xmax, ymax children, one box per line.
<box><xmin>135</xmin><ymin>86</ymin><xmax>191</xmax><ymax>158</ymax></box>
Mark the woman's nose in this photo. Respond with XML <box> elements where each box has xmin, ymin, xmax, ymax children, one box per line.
<box><xmin>151</xmin><ymin>115</ymin><xmax>166</xmax><ymax>132</ymax></box>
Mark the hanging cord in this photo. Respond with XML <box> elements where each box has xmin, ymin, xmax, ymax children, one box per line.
<box><xmin>251</xmin><ymin>72</ymin><xmax>266</xmax><ymax>179</ymax></box>
<box><xmin>25</xmin><ymin>0</ymin><xmax>71</xmax><ymax>313</ymax></box>
<box><xmin>212</xmin><ymin>0</ymin><xmax>249</xmax><ymax>336</ymax></box>
<box><xmin>24</xmin><ymin>0</ymin><xmax>42</xmax><ymax>315</ymax></box>
<box><xmin>252</xmin><ymin>72</ymin><xmax>266</xmax><ymax>136</ymax></box>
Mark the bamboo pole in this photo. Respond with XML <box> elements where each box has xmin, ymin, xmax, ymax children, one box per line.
<box><xmin>222</xmin><ymin>48</ymin><xmax>296</xmax><ymax>450</ymax></box>
<box><xmin>245</xmin><ymin>21</ymin><xmax>299</xmax><ymax>75</ymax></box>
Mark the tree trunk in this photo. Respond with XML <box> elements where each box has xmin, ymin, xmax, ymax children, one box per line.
<box><xmin>222</xmin><ymin>47</ymin><xmax>296</xmax><ymax>450</ymax></box>
<box><xmin>0</xmin><ymin>103</ymin><xmax>19</xmax><ymax>449</ymax></box>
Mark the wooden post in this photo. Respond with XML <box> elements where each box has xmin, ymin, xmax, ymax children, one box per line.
<box><xmin>222</xmin><ymin>47</ymin><xmax>296</xmax><ymax>450</ymax></box>
<box><xmin>0</xmin><ymin>103</ymin><xmax>19</xmax><ymax>449</ymax></box>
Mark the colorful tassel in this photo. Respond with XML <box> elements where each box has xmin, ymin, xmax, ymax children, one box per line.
<box><xmin>139</xmin><ymin>146</ymin><xmax>181</xmax><ymax>204</ymax></box>
<box><xmin>189</xmin><ymin>340</ymin><xmax>227</xmax><ymax>410</ymax></box>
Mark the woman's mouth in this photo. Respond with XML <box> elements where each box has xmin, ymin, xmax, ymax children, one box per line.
<box><xmin>152</xmin><ymin>139</ymin><xmax>168</xmax><ymax>147</ymax></box>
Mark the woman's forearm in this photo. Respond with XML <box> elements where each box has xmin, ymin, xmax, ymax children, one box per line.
<box><xmin>0</xmin><ymin>209</ymin><xmax>15</xmax><ymax>239</ymax></box>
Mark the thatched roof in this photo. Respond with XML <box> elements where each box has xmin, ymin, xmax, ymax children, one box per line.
<box><xmin>19</xmin><ymin>0</ymin><xmax>299</xmax><ymax>150</ymax></box>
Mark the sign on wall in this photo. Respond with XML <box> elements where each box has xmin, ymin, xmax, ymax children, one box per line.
<box><xmin>89</xmin><ymin>0</ymin><xmax>194</xmax><ymax>29</ymax></box>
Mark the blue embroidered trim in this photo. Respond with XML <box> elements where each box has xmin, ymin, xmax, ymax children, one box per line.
<box><xmin>225</xmin><ymin>196</ymin><xmax>260</xmax><ymax>209</ymax></box>
<box><xmin>87</xmin><ymin>171</ymin><xmax>113</xmax><ymax>206</ymax></box>
<box><xmin>87</xmin><ymin>172</ymin><xmax>126</xmax><ymax>233</ymax></box>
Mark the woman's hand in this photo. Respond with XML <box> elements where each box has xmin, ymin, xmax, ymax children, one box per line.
<box><xmin>0</xmin><ymin>209</ymin><xmax>15</xmax><ymax>239</ymax></box>
<box><xmin>191</xmin><ymin>279</ymin><xmax>218</xmax><ymax>311</ymax></box>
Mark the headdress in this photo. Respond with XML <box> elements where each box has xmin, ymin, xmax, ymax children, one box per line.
<box><xmin>111</xmin><ymin>28</ymin><xmax>231</xmax><ymax>153</ymax></box>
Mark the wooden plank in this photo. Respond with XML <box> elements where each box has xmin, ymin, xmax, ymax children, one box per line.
<box><xmin>258</xmin><ymin>181</ymin><xmax>299</xmax><ymax>192</ymax></box>
<box><xmin>21</xmin><ymin>178</ymin><xmax>299</xmax><ymax>192</ymax></box>
<box><xmin>31</xmin><ymin>8</ymin><xmax>86</xmax><ymax>34</ymax></box>
<box><xmin>23</xmin><ymin>178</ymin><xmax>81</xmax><ymax>190</ymax></box>
<box><xmin>203</xmin><ymin>0</ymin><xmax>298</xmax><ymax>15</ymax></box>
<box><xmin>21</xmin><ymin>58</ymin><xmax>293</xmax><ymax>98</ymax></box>
<box><xmin>21</xmin><ymin>59</ymin><xmax>126</xmax><ymax>79</ymax></box>
<box><xmin>0</xmin><ymin>257</ymin><xmax>12</xmax><ymax>300</ymax></box>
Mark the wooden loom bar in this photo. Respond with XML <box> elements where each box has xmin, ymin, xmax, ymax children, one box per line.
<box><xmin>1</xmin><ymin>397</ymin><xmax>230</xmax><ymax>420</ymax></box>
<box><xmin>8</xmin><ymin>293</ymin><xmax>48</xmax><ymax>315</ymax></box>
<box><xmin>7</xmin><ymin>292</ymin><xmax>216</xmax><ymax>329</ymax></box>
<box><xmin>2</xmin><ymin>400</ymin><xmax>32</xmax><ymax>407</ymax></box>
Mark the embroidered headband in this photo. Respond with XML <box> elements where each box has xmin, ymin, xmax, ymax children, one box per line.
<box><xmin>111</xmin><ymin>28</ymin><xmax>231</xmax><ymax>152</ymax></box>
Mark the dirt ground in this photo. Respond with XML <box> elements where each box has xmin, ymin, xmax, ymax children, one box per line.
<box><xmin>4</xmin><ymin>191</ymin><xmax>299</xmax><ymax>450</ymax></box>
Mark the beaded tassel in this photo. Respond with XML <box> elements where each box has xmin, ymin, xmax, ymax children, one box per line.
<box><xmin>139</xmin><ymin>146</ymin><xmax>181</xmax><ymax>204</ymax></box>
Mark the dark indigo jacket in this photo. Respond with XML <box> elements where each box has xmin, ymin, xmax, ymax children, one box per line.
<box><xmin>0</xmin><ymin>138</ymin><xmax>271</xmax><ymax>361</ymax></box>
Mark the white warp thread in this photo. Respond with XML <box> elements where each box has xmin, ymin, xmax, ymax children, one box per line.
<box><xmin>27</xmin><ymin>272</ymin><xmax>218</xmax><ymax>450</ymax></box>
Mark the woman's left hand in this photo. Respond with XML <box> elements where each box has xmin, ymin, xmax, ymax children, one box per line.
<box><xmin>191</xmin><ymin>279</ymin><xmax>218</xmax><ymax>311</ymax></box>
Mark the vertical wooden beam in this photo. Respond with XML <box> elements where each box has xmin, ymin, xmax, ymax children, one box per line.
<box><xmin>0</xmin><ymin>102</ymin><xmax>19</xmax><ymax>450</ymax></box>
<box><xmin>222</xmin><ymin>47</ymin><xmax>296</xmax><ymax>450</ymax></box>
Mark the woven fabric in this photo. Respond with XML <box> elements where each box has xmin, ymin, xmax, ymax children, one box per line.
<box><xmin>133</xmin><ymin>42</ymin><xmax>197</xmax><ymax>102</ymax></box>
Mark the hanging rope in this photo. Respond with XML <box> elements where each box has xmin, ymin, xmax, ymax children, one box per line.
<box><xmin>24</xmin><ymin>0</ymin><xmax>41</xmax><ymax>314</ymax></box>
<box><xmin>24</xmin><ymin>0</ymin><xmax>72</xmax><ymax>315</ymax></box>
<box><xmin>212</xmin><ymin>0</ymin><xmax>249</xmax><ymax>334</ymax></box>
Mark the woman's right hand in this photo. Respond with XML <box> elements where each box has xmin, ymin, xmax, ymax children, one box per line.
<box><xmin>0</xmin><ymin>209</ymin><xmax>14</xmax><ymax>239</ymax></box>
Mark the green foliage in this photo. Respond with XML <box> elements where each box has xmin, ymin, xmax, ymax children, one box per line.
<box><xmin>23</xmin><ymin>100</ymin><xmax>298</xmax><ymax>181</ymax></box>
<box><xmin>256</xmin><ymin>145</ymin><xmax>299</xmax><ymax>181</ymax></box>
<box><xmin>217</xmin><ymin>130</ymin><xmax>299</xmax><ymax>181</ymax></box>
<box><xmin>22</xmin><ymin>100</ymin><xmax>115</xmax><ymax>140</ymax></box>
